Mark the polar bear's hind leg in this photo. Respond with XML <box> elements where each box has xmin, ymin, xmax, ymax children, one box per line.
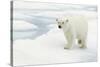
<box><xmin>78</xmin><ymin>40</ymin><xmax>82</xmax><ymax>44</ymax></box>
<box><xmin>78</xmin><ymin>38</ymin><xmax>87</xmax><ymax>48</ymax></box>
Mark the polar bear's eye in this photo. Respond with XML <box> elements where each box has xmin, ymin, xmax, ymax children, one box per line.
<box><xmin>66</xmin><ymin>19</ymin><xmax>69</xmax><ymax>22</ymax></box>
<box><xmin>62</xmin><ymin>22</ymin><xmax>64</xmax><ymax>24</ymax></box>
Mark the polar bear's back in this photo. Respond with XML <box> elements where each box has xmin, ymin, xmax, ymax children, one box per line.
<box><xmin>67</xmin><ymin>15</ymin><xmax>88</xmax><ymax>36</ymax></box>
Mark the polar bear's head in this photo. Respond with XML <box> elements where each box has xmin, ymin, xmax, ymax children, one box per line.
<box><xmin>56</xmin><ymin>18</ymin><xmax>69</xmax><ymax>29</ymax></box>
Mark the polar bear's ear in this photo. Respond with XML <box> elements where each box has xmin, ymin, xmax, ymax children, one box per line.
<box><xmin>56</xmin><ymin>19</ymin><xmax>58</xmax><ymax>21</ymax></box>
<box><xmin>66</xmin><ymin>19</ymin><xmax>69</xmax><ymax>22</ymax></box>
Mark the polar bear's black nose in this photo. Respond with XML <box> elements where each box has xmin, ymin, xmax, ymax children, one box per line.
<box><xmin>58</xmin><ymin>25</ymin><xmax>61</xmax><ymax>28</ymax></box>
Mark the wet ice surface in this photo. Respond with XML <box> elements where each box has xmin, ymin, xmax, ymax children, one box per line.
<box><xmin>13</xmin><ymin>20</ymin><xmax>97</xmax><ymax>66</ymax></box>
<box><xmin>13</xmin><ymin>1</ymin><xmax>97</xmax><ymax>66</ymax></box>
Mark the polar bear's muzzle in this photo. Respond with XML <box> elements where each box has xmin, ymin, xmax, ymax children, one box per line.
<box><xmin>58</xmin><ymin>25</ymin><xmax>62</xmax><ymax>29</ymax></box>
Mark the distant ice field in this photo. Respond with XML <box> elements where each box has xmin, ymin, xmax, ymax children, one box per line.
<box><xmin>13</xmin><ymin>1</ymin><xmax>97</xmax><ymax>40</ymax></box>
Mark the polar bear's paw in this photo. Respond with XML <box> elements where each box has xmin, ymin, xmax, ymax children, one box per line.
<box><xmin>79</xmin><ymin>44</ymin><xmax>87</xmax><ymax>48</ymax></box>
<box><xmin>64</xmin><ymin>44</ymin><xmax>72</xmax><ymax>49</ymax></box>
<box><xmin>64</xmin><ymin>47</ymin><xmax>70</xmax><ymax>49</ymax></box>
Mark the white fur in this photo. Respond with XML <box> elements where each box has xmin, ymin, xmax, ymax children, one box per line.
<box><xmin>56</xmin><ymin>15</ymin><xmax>88</xmax><ymax>49</ymax></box>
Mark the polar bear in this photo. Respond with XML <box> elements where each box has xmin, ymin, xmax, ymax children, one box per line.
<box><xmin>56</xmin><ymin>15</ymin><xmax>88</xmax><ymax>49</ymax></box>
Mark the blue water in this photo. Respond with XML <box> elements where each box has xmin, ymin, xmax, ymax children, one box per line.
<box><xmin>13</xmin><ymin>1</ymin><xmax>97</xmax><ymax>40</ymax></box>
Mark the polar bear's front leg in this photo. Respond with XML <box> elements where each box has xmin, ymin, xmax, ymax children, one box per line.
<box><xmin>64</xmin><ymin>32</ymin><xmax>74</xmax><ymax>49</ymax></box>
